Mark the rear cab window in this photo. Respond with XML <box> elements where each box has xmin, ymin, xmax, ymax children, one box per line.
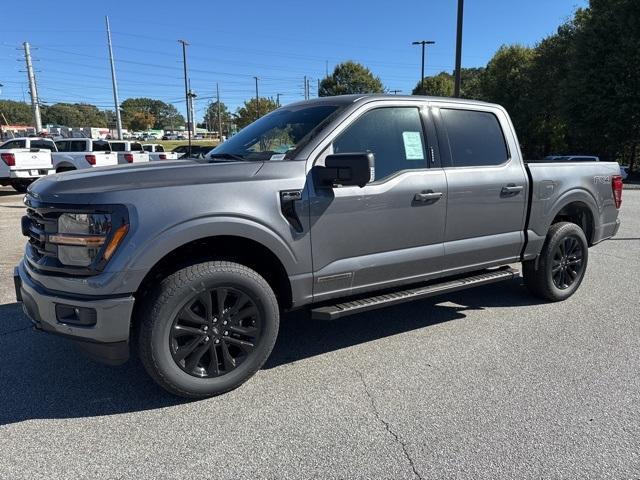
<box><xmin>110</xmin><ymin>142</ymin><xmax>126</xmax><ymax>152</ymax></box>
<box><xmin>30</xmin><ymin>140</ymin><xmax>57</xmax><ymax>151</ymax></box>
<box><xmin>439</xmin><ymin>108</ymin><xmax>509</xmax><ymax>167</ymax></box>
<box><xmin>92</xmin><ymin>141</ymin><xmax>111</xmax><ymax>152</ymax></box>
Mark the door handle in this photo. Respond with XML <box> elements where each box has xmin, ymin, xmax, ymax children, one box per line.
<box><xmin>501</xmin><ymin>184</ymin><xmax>524</xmax><ymax>196</ymax></box>
<box><xmin>414</xmin><ymin>191</ymin><xmax>443</xmax><ymax>203</ymax></box>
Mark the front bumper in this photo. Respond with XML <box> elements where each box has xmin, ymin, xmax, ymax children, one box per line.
<box><xmin>14</xmin><ymin>261</ymin><xmax>135</xmax><ymax>365</ymax></box>
<box><xmin>10</xmin><ymin>168</ymin><xmax>55</xmax><ymax>179</ymax></box>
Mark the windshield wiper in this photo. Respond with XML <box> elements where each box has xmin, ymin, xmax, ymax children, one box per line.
<box><xmin>208</xmin><ymin>152</ymin><xmax>245</xmax><ymax>162</ymax></box>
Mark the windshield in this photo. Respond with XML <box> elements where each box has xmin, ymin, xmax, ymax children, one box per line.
<box><xmin>209</xmin><ymin>104</ymin><xmax>342</xmax><ymax>161</ymax></box>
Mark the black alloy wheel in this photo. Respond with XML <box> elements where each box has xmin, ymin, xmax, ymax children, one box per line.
<box><xmin>169</xmin><ymin>287</ymin><xmax>262</xmax><ymax>378</ymax></box>
<box><xmin>550</xmin><ymin>235</ymin><xmax>585</xmax><ymax>290</ymax></box>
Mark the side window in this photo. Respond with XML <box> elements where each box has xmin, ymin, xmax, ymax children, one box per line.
<box><xmin>30</xmin><ymin>140</ymin><xmax>56</xmax><ymax>151</ymax></box>
<box><xmin>156</xmin><ymin>146</ymin><xmax>164</xmax><ymax>152</ymax></box>
<box><xmin>131</xmin><ymin>142</ymin><xmax>143</xmax><ymax>151</ymax></box>
<box><xmin>333</xmin><ymin>107</ymin><xmax>427</xmax><ymax>181</ymax></box>
<box><xmin>143</xmin><ymin>145</ymin><xmax>152</xmax><ymax>152</ymax></box>
<box><xmin>55</xmin><ymin>141</ymin><xmax>69</xmax><ymax>151</ymax></box>
<box><xmin>70</xmin><ymin>141</ymin><xmax>86</xmax><ymax>152</ymax></box>
<box><xmin>93</xmin><ymin>141</ymin><xmax>110</xmax><ymax>152</ymax></box>
<box><xmin>2</xmin><ymin>140</ymin><xmax>26</xmax><ymax>149</ymax></box>
<box><xmin>440</xmin><ymin>109</ymin><xmax>508</xmax><ymax>167</ymax></box>
<box><xmin>110</xmin><ymin>142</ymin><xmax>125</xmax><ymax>152</ymax></box>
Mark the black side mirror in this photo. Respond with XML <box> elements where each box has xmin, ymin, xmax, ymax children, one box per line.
<box><xmin>316</xmin><ymin>152</ymin><xmax>374</xmax><ymax>188</ymax></box>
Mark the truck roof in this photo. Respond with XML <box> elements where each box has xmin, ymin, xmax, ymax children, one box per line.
<box><xmin>285</xmin><ymin>94</ymin><xmax>498</xmax><ymax>109</ymax></box>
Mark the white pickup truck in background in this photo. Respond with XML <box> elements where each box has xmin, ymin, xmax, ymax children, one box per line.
<box><xmin>142</xmin><ymin>143</ymin><xmax>179</xmax><ymax>161</ymax></box>
<box><xmin>53</xmin><ymin>138</ymin><xmax>118</xmax><ymax>172</ymax></box>
<box><xmin>0</xmin><ymin>137</ymin><xmax>55</xmax><ymax>192</ymax></box>
<box><xmin>109</xmin><ymin>141</ymin><xmax>150</xmax><ymax>164</ymax></box>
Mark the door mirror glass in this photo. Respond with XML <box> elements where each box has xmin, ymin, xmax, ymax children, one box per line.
<box><xmin>316</xmin><ymin>152</ymin><xmax>374</xmax><ymax>188</ymax></box>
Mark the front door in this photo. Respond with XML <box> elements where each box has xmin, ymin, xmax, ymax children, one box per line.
<box><xmin>308</xmin><ymin>103</ymin><xmax>447</xmax><ymax>302</ymax></box>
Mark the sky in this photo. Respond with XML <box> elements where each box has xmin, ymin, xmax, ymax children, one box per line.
<box><xmin>0</xmin><ymin>0</ymin><xmax>587</xmax><ymax>123</ymax></box>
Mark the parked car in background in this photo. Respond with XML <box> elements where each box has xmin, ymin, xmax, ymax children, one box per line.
<box><xmin>172</xmin><ymin>144</ymin><xmax>216</xmax><ymax>159</ymax></box>
<box><xmin>109</xmin><ymin>141</ymin><xmax>150</xmax><ymax>164</ymax></box>
<box><xmin>543</xmin><ymin>155</ymin><xmax>629</xmax><ymax>180</ymax></box>
<box><xmin>53</xmin><ymin>138</ymin><xmax>118</xmax><ymax>171</ymax></box>
<box><xmin>143</xmin><ymin>143</ymin><xmax>179</xmax><ymax>161</ymax></box>
<box><xmin>0</xmin><ymin>137</ymin><xmax>55</xmax><ymax>192</ymax></box>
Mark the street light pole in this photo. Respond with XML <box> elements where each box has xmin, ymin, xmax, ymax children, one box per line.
<box><xmin>254</xmin><ymin>76</ymin><xmax>260</xmax><ymax>120</ymax></box>
<box><xmin>412</xmin><ymin>40</ymin><xmax>435</xmax><ymax>92</ymax></box>
<box><xmin>178</xmin><ymin>39</ymin><xmax>192</xmax><ymax>156</ymax></box>
<box><xmin>454</xmin><ymin>0</ymin><xmax>465</xmax><ymax>97</ymax></box>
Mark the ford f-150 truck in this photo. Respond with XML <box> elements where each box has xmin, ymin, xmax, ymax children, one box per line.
<box><xmin>109</xmin><ymin>140</ymin><xmax>150</xmax><ymax>164</ymax></box>
<box><xmin>0</xmin><ymin>137</ymin><xmax>55</xmax><ymax>192</ymax></box>
<box><xmin>53</xmin><ymin>138</ymin><xmax>118</xmax><ymax>172</ymax></box>
<box><xmin>143</xmin><ymin>143</ymin><xmax>179</xmax><ymax>161</ymax></box>
<box><xmin>14</xmin><ymin>95</ymin><xmax>622</xmax><ymax>398</ymax></box>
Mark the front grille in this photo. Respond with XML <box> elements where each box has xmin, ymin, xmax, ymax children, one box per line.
<box><xmin>25</xmin><ymin>207</ymin><xmax>60</xmax><ymax>260</ymax></box>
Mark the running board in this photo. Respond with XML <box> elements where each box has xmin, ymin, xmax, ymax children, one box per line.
<box><xmin>311</xmin><ymin>266</ymin><xmax>519</xmax><ymax>321</ymax></box>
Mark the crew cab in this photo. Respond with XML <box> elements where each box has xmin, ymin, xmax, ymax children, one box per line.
<box><xmin>14</xmin><ymin>95</ymin><xmax>622</xmax><ymax>398</ymax></box>
<box><xmin>109</xmin><ymin>140</ymin><xmax>150</xmax><ymax>164</ymax></box>
<box><xmin>53</xmin><ymin>138</ymin><xmax>118</xmax><ymax>172</ymax></box>
<box><xmin>0</xmin><ymin>137</ymin><xmax>55</xmax><ymax>192</ymax></box>
<box><xmin>142</xmin><ymin>143</ymin><xmax>179</xmax><ymax>161</ymax></box>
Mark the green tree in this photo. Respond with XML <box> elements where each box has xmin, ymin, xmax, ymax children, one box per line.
<box><xmin>412</xmin><ymin>72</ymin><xmax>454</xmax><ymax>97</ymax></box>
<box><xmin>42</xmin><ymin>103</ymin><xmax>107</xmax><ymax>127</ymax></box>
<box><xmin>319</xmin><ymin>61</ymin><xmax>384</xmax><ymax>97</ymax></box>
<box><xmin>120</xmin><ymin>98</ymin><xmax>184</xmax><ymax>130</ymax></box>
<box><xmin>459</xmin><ymin>68</ymin><xmax>485</xmax><ymax>100</ymax></box>
<box><xmin>235</xmin><ymin>97</ymin><xmax>278</xmax><ymax>129</ymax></box>
<box><xmin>0</xmin><ymin>100</ymin><xmax>32</xmax><ymax>124</ymax></box>
<box><xmin>480</xmin><ymin>45</ymin><xmax>536</xmax><ymax>157</ymax></box>
<box><xmin>203</xmin><ymin>100</ymin><xmax>232</xmax><ymax>135</ymax></box>
<box><xmin>128</xmin><ymin>111</ymin><xmax>156</xmax><ymax>131</ymax></box>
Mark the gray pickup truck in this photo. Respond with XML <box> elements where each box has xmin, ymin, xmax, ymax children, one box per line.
<box><xmin>14</xmin><ymin>95</ymin><xmax>623</xmax><ymax>398</ymax></box>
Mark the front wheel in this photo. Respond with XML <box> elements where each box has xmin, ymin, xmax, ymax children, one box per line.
<box><xmin>523</xmin><ymin>222</ymin><xmax>588</xmax><ymax>301</ymax></box>
<box><xmin>138</xmin><ymin>261</ymin><xmax>279</xmax><ymax>398</ymax></box>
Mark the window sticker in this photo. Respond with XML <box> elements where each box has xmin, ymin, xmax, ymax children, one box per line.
<box><xmin>402</xmin><ymin>131</ymin><xmax>424</xmax><ymax>160</ymax></box>
<box><xmin>270</xmin><ymin>153</ymin><xmax>286</xmax><ymax>161</ymax></box>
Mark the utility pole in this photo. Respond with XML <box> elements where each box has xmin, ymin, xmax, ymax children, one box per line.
<box><xmin>188</xmin><ymin>79</ymin><xmax>196</xmax><ymax>138</ymax></box>
<box><xmin>325</xmin><ymin>60</ymin><xmax>329</xmax><ymax>77</ymax></box>
<box><xmin>454</xmin><ymin>0</ymin><xmax>465</xmax><ymax>97</ymax></box>
<box><xmin>178</xmin><ymin>39</ymin><xmax>191</xmax><ymax>156</ymax></box>
<box><xmin>22</xmin><ymin>42</ymin><xmax>42</xmax><ymax>133</ymax></box>
<box><xmin>317</xmin><ymin>78</ymin><xmax>320</xmax><ymax>97</ymax></box>
<box><xmin>276</xmin><ymin>93</ymin><xmax>281</xmax><ymax>107</ymax></box>
<box><xmin>216</xmin><ymin>82</ymin><xmax>222</xmax><ymax>141</ymax></box>
<box><xmin>253</xmin><ymin>76</ymin><xmax>260</xmax><ymax>120</ymax></box>
<box><xmin>303</xmin><ymin>75</ymin><xmax>308</xmax><ymax>100</ymax></box>
<box><xmin>411</xmin><ymin>40</ymin><xmax>435</xmax><ymax>92</ymax></box>
<box><xmin>105</xmin><ymin>16</ymin><xmax>123</xmax><ymax>139</ymax></box>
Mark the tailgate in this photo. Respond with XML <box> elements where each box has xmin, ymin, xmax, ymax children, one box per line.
<box><xmin>96</xmin><ymin>153</ymin><xmax>118</xmax><ymax>167</ymax></box>
<box><xmin>131</xmin><ymin>152</ymin><xmax>150</xmax><ymax>163</ymax></box>
<box><xmin>9</xmin><ymin>150</ymin><xmax>53</xmax><ymax>169</ymax></box>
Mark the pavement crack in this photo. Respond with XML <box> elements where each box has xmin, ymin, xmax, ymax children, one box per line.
<box><xmin>355</xmin><ymin>369</ymin><xmax>423</xmax><ymax>480</ymax></box>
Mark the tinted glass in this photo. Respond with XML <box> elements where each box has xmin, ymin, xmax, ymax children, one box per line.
<box><xmin>1</xmin><ymin>140</ymin><xmax>26</xmax><ymax>149</ymax></box>
<box><xmin>55</xmin><ymin>141</ymin><xmax>69</xmax><ymax>151</ymax></box>
<box><xmin>156</xmin><ymin>146</ymin><xmax>164</xmax><ymax>152</ymax></box>
<box><xmin>131</xmin><ymin>143</ymin><xmax>143</xmax><ymax>152</ymax></box>
<box><xmin>143</xmin><ymin>145</ymin><xmax>152</xmax><ymax>152</ymax></box>
<box><xmin>441</xmin><ymin>109</ymin><xmax>508</xmax><ymax>167</ymax></box>
<box><xmin>30</xmin><ymin>140</ymin><xmax>56</xmax><ymax>151</ymax></box>
<box><xmin>92</xmin><ymin>141</ymin><xmax>111</xmax><ymax>152</ymax></box>
<box><xmin>211</xmin><ymin>104</ymin><xmax>341</xmax><ymax>161</ymax></box>
<box><xmin>70</xmin><ymin>141</ymin><xmax>87</xmax><ymax>152</ymax></box>
<box><xmin>110</xmin><ymin>142</ymin><xmax>126</xmax><ymax>152</ymax></box>
<box><xmin>333</xmin><ymin>107</ymin><xmax>426</xmax><ymax>181</ymax></box>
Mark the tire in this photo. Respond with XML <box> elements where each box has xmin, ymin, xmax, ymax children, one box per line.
<box><xmin>523</xmin><ymin>222</ymin><xmax>589</xmax><ymax>301</ymax></box>
<box><xmin>138</xmin><ymin>261</ymin><xmax>279</xmax><ymax>398</ymax></box>
<box><xmin>10</xmin><ymin>180</ymin><xmax>31</xmax><ymax>193</ymax></box>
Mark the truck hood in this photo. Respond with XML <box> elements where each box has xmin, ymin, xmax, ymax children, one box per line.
<box><xmin>28</xmin><ymin>160</ymin><xmax>264</xmax><ymax>203</ymax></box>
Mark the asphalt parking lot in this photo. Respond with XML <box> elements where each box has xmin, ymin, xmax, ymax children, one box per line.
<box><xmin>0</xmin><ymin>185</ymin><xmax>638</xmax><ymax>479</ymax></box>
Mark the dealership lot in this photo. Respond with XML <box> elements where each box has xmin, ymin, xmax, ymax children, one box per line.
<box><xmin>0</xmin><ymin>186</ymin><xmax>638</xmax><ymax>479</ymax></box>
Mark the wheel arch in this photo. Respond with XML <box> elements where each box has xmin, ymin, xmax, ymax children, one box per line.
<box><xmin>544</xmin><ymin>188</ymin><xmax>600</xmax><ymax>246</ymax></box>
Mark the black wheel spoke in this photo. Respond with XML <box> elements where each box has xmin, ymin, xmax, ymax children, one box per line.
<box><xmin>228</xmin><ymin>324</ymin><xmax>258</xmax><ymax>337</ymax></box>
<box><xmin>550</xmin><ymin>234</ymin><xmax>586</xmax><ymax>290</ymax></box>
<box><xmin>208</xmin><ymin>343</ymin><xmax>220</xmax><ymax>375</ymax></box>
<box><xmin>199</xmin><ymin>291</ymin><xmax>213</xmax><ymax>319</ymax></box>
<box><xmin>173</xmin><ymin>324</ymin><xmax>204</xmax><ymax>337</ymax></box>
<box><xmin>174</xmin><ymin>336</ymin><xmax>202</xmax><ymax>362</ymax></box>
<box><xmin>220</xmin><ymin>341</ymin><xmax>236</xmax><ymax>371</ymax></box>
<box><xmin>184</xmin><ymin>341</ymin><xmax>210</xmax><ymax>373</ymax></box>
<box><xmin>178</xmin><ymin>305</ymin><xmax>207</xmax><ymax>325</ymax></box>
<box><xmin>225</xmin><ymin>336</ymin><xmax>255</xmax><ymax>350</ymax></box>
<box><xmin>216</xmin><ymin>288</ymin><xmax>228</xmax><ymax>318</ymax></box>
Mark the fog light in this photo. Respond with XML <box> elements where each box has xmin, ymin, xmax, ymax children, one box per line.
<box><xmin>55</xmin><ymin>304</ymin><xmax>97</xmax><ymax>326</ymax></box>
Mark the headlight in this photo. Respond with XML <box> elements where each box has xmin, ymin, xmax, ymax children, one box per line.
<box><xmin>49</xmin><ymin>212</ymin><xmax>128</xmax><ymax>267</ymax></box>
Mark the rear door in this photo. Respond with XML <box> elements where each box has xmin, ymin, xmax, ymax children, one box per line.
<box><xmin>308</xmin><ymin>101</ymin><xmax>447</xmax><ymax>301</ymax></box>
<box><xmin>432</xmin><ymin>103</ymin><xmax>528</xmax><ymax>272</ymax></box>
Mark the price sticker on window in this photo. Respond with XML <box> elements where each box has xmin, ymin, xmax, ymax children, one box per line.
<box><xmin>402</xmin><ymin>131</ymin><xmax>424</xmax><ymax>160</ymax></box>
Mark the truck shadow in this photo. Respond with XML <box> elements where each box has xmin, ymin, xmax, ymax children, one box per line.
<box><xmin>0</xmin><ymin>278</ymin><xmax>543</xmax><ymax>424</ymax></box>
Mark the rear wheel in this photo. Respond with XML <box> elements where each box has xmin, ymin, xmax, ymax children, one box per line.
<box><xmin>523</xmin><ymin>222</ymin><xmax>588</xmax><ymax>301</ymax></box>
<box><xmin>138</xmin><ymin>261</ymin><xmax>279</xmax><ymax>398</ymax></box>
